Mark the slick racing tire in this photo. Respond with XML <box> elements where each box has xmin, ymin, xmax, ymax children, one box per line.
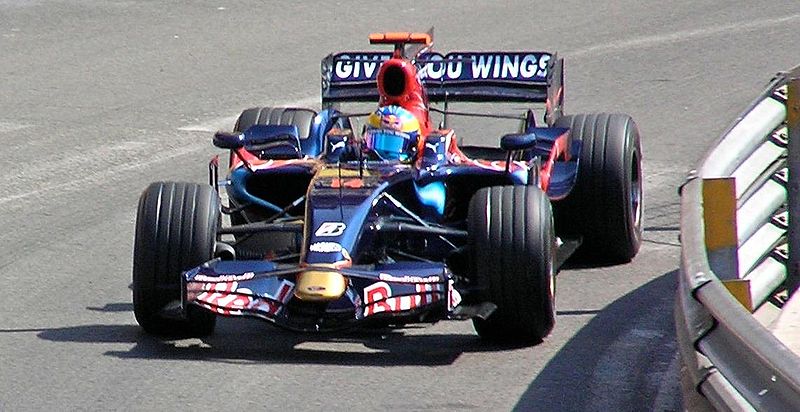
<box><xmin>133</xmin><ymin>182</ymin><xmax>218</xmax><ymax>336</ymax></box>
<box><xmin>553</xmin><ymin>113</ymin><xmax>643</xmax><ymax>263</ymax></box>
<box><xmin>468</xmin><ymin>185</ymin><xmax>556</xmax><ymax>344</ymax></box>
<box><xmin>234</xmin><ymin>106</ymin><xmax>317</xmax><ymax>137</ymax></box>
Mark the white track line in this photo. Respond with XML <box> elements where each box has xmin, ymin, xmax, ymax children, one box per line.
<box><xmin>0</xmin><ymin>121</ymin><xmax>30</xmax><ymax>133</ymax></box>
<box><xmin>568</xmin><ymin>13</ymin><xmax>800</xmax><ymax>58</ymax></box>
<box><xmin>179</xmin><ymin>96</ymin><xmax>322</xmax><ymax>132</ymax></box>
<box><xmin>0</xmin><ymin>144</ymin><xmax>207</xmax><ymax>206</ymax></box>
<box><xmin>177</xmin><ymin>115</ymin><xmax>239</xmax><ymax>133</ymax></box>
<box><xmin>0</xmin><ymin>97</ymin><xmax>322</xmax><ymax>205</ymax></box>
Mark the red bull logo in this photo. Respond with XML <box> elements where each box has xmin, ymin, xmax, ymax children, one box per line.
<box><xmin>382</xmin><ymin>114</ymin><xmax>402</xmax><ymax>130</ymax></box>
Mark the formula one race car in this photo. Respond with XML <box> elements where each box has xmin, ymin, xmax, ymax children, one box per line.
<box><xmin>132</xmin><ymin>30</ymin><xmax>643</xmax><ymax>344</ymax></box>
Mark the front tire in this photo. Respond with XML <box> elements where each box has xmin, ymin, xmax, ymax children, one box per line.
<box><xmin>468</xmin><ymin>185</ymin><xmax>556</xmax><ymax>344</ymax></box>
<box><xmin>133</xmin><ymin>182</ymin><xmax>218</xmax><ymax>336</ymax></box>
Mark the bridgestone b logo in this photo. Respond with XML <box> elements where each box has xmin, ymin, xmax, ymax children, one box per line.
<box><xmin>315</xmin><ymin>222</ymin><xmax>346</xmax><ymax>237</ymax></box>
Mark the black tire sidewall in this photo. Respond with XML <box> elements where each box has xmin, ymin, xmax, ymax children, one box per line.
<box><xmin>469</xmin><ymin>185</ymin><xmax>556</xmax><ymax>343</ymax></box>
<box><xmin>554</xmin><ymin>113</ymin><xmax>643</xmax><ymax>263</ymax></box>
<box><xmin>132</xmin><ymin>182</ymin><xmax>219</xmax><ymax>335</ymax></box>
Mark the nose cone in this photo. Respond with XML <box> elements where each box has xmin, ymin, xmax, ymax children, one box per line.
<box><xmin>294</xmin><ymin>270</ymin><xmax>347</xmax><ymax>301</ymax></box>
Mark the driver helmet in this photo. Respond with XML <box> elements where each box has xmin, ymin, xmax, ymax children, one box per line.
<box><xmin>364</xmin><ymin>105</ymin><xmax>421</xmax><ymax>162</ymax></box>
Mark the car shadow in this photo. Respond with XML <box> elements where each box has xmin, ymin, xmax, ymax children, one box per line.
<box><xmin>35</xmin><ymin>316</ymin><xmax>529</xmax><ymax>367</ymax></box>
<box><xmin>33</xmin><ymin>270</ymin><xmax>681</xmax><ymax>394</ymax></box>
<box><xmin>86</xmin><ymin>303</ymin><xmax>133</xmax><ymax>312</ymax></box>
<box><xmin>513</xmin><ymin>270</ymin><xmax>682</xmax><ymax>411</ymax></box>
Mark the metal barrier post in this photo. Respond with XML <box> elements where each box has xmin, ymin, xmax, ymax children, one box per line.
<box><xmin>788</xmin><ymin>70</ymin><xmax>800</xmax><ymax>295</ymax></box>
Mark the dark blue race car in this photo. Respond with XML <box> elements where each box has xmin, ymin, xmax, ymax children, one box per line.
<box><xmin>132</xmin><ymin>31</ymin><xmax>643</xmax><ymax>344</ymax></box>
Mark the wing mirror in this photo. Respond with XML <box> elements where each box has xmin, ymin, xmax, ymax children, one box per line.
<box><xmin>500</xmin><ymin>132</ymin><xmax>537</xmax><ymax>151</ymax></box>
<box><xmin>213</xmin><ymin>131</ymin><xmax>246</xmax><ymax>149</ymax></box>
<box><xmin>213</xmin><ymin>125</ymin><xmax>301</xmax><ymax>150</ymax></box>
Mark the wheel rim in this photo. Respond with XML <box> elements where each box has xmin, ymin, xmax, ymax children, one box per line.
<box><xmin>630</xmin><ymin>151</ymin><xmax>643</xmax><ymax>232</ymax></box>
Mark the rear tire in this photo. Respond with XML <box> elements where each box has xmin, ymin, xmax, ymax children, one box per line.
<box><xmin>469</xmin><ymin>185</ymin><xmax>556</xmax><ymax>344</ymax></box>
<box><xmin>133</xmin><ymin>182</ymin><xmax>218</xmax><ymax>336</ymax></box>
<box><xmin>553</xmin><ymin>113</ymin><xmax>643</xmax><ymax>263</ymax></box>
<box><xmin>234</xmin><ymin>106</ymin><xmax>317</xmax><ymax>137</ymax></box>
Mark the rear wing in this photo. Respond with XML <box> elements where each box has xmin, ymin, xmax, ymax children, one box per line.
<box><xmin>320</xmin><ymin>51</ymin><xmax>564</xmax><ymax>113</ymax></box>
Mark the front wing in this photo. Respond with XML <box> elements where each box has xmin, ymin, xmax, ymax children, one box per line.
<box><xmin>181</xmin><ymin>259</ymin><xmax>464</xmax><ymax>332</ymax></box>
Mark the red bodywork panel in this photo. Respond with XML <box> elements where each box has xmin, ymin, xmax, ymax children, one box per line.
<box><xmin>376</xmin><ymin>57</ymin><xmax>433</xmax><ymax>157</ymax></box>
<box><xmin>539</xmin><ymin>130</ymin><xmax>570</xmax><ymax>193</ymax></box>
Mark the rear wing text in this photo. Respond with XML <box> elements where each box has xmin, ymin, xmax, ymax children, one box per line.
<box><xmin>321</xmin><ymin>51</ymin><xmax>564</xmax><ymax>113</ymax></box>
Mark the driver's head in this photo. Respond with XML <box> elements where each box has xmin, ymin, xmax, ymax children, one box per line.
<box><xmin>364</xmin><ymin>105</ymin><xmax>421</xmax><ymax>162</ymax></box>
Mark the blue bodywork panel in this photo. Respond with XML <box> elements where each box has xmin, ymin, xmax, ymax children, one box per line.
<box><xmin>190</xmin><ymin>105</ymin><xmax>583</xmax><ymax>331</ymax></box>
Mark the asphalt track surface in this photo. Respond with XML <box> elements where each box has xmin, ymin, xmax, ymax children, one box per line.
<box><xmin>2</xmin><ymin>1</ymin><xmax>800</xmax><ymax>410</ymax></box>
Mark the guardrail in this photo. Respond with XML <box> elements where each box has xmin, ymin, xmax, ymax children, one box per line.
<box><xmin>677</xmin><ymin>68</ymin><xmax>800</xmax><ymax>410</ymax></box>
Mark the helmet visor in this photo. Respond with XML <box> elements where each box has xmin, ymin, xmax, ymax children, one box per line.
<box><xmin>366</xmin><ymin>129</ymin><xmax>411</xmax><ymax>161</ymax></box>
